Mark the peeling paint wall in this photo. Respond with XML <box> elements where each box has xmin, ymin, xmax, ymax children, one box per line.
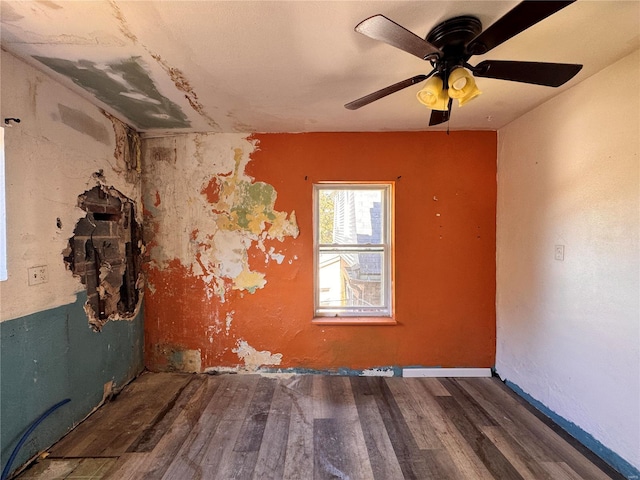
<box><xmin>142</xmin><ymin>133</ymin><xmax>299</xmax><ymax>372</ymax></box>
<box><xmin>143</xmin><ymin>131</ymin><xmax>496</xmax><ymax>373</ymax></box>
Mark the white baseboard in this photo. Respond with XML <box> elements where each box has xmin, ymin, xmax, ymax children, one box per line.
<box><xmin>402</xmin><ymin>368</ymin><xmax>492</xmax><ymax>378</ymax></box>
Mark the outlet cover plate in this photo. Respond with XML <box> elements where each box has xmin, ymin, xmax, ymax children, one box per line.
<box><xmin>28</xmin><ymin>265</ymin><xmax>48</xmax><ymax>285</ymax></box>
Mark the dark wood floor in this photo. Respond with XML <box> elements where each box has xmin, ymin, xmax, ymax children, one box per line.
<box><xmin>16</xmin><ymin>372</ymin><xmax>623</xmax><ymax>480</ymax></box>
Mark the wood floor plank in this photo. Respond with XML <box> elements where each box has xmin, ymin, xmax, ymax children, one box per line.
<box><xmin>349</xmin><ymin>377</ymin><xmax>405</xmax><ymax>480</ymax></box>
<box><xmin>402</xmin><ymin>378</ymin><xmax>495</xmax><ymax>480</ymax></box>
<box><xmin>103</xmin><ymin>375</ymin><xmax>222</xmax><ymax>480</ymax></box>
<box><xmin>367</xmin><ymin>377</ymin><xmax>442</xmax><ymax>479</ymax></box>
<box><xmin>438</xmin><ymin>378</ymin><xmax>499</xmax><ymax>428</ymax></box>
<box><xmin>203</xmin><ymin>375</ymin><xmax>260</xmax><ymax>479</ymax></box>
<box><xmin>67</xmin><ymin>457</ymin><xmax>118</xmax><ymax>477</ymax></box>
<box><xmin>102</xmin><ymin>453</ymin><xmax>149</xmax><ymax>480</ymax></box>
<box><xmin>310</xmin><ymin>374</ymin><xmax>332</xmax><ymax>420</ymax></box>
<box><xmin>542</xmin><ymin>461</ymin><xmax>588</xmax><ymax>480</ymax></box>
<box><xmin>128</xmin><ymin>374</ymin><xmax>207</xmax><ymax>453</ymax></box>
<box><xmin>481</xmin><ymin>425</ymin><xmax>555</xmax><ymax>479</ymax></box>
<box><xmin>313</xmin><ymin>418</ymin><xmax>353</xmax><ymax>480</ymax></box>
<box><xmin>282</xmin><ymin>376</ymin><xmax>314</xmax><ymax>480</ymax></box>
<box><xmin>436</xmin><ymin>395</ymin><xmax>525</xmax><ymax>480</ymax></box>
<box><xmin>160</xmin><ymin>374</ymin><xmax>245</xmax><ymax>479</ymax></box>
<box><xmin>214</xmin><ymin>376</ymin><xmax>281</xmax><ymax>480</ymax></box>
<box><xmin>384</xmin><ymin>377</ymin><xmax>443</xmax><ymax>450</ymax></box>
<box><xmin>234</xmin><ymin>377</ymin><xmax>277</xmax><ymax>453</ymax></box>
<box><xmin>456</xmin><ymin>378</ymin><xmax>564</xmax><ymax>463</ymax></box>
<box><xmin>419</xmin><ymin>377</ymin><xmax>452</xmax><ymax>397</ymax></box>
<box><xmin>251</xmin><ymin>380</ymin><xmax>293</xmax><ymax>480</ymax></box>
<box><xmin>15</xmin><ymin>459</ymin><xmax>81</xmax><ymax>479</ymax></box>
<box><xmin>50</xmin><ymin>372</ymin><xmax>193</xmax><ymax>458</ymax></box>
<box><xmin>325</xmin><ymin>376</ymin><xmax>376</xmax><ymax>479</ymax></box>
<box><xmin>422</xmin><ymin>448</ymin><xmax>468</xmax><ymax>480</ymax></box>
<box><xmin>458</xmin><ymin>378</ymin><xmax>616</xmax><ymax>480</ymax></box>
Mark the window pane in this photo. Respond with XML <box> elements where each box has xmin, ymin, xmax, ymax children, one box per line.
<box><xmin>318</xmin><ymin>252</ymin><xmax>385</xmax><ymax>308</ymax></box>
<box><xmin>318</xmin><ymin>189</ymin><xmax>384</xmax><ymax>245</ymax></box>
<box><xmin>318</xmin><ymin>190</ymin><xmax>335</xmax><ymax>244</ymax></box>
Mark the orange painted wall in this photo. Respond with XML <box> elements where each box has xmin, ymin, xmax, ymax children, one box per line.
<box><xmin>143</xmin><ymin>131</ymin><xmax>497</xmax><ymax>372</ymax></box>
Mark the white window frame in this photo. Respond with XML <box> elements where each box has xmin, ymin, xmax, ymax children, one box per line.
<box><xmin>313</xmin><ymin>183</ymin><xmax>393</xmax><ymax>318</ymax></box>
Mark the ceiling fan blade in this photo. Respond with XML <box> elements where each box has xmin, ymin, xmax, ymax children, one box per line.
<box><xmin>345</xmin><ymin>74</ymin><xmax>430</xmax><ymax>110</ymax></box>
<box><xmin>474</xmin><ymin>60</ymin><xmax>582</xmax><ymax>87</ymax></box>
<box><xmin>355</xmin><ymin>14</ymin><xmax>441</xmax><ymax>60</ymax></box>
<box><xmin>429</xmin><ymin>99</ymin><xmax>453</xmax><ymax>126</ymax></box>
<box><xmin>467</xmin><ymin>1</ymin><xmax>576</xmax><ymax>55</ymax></box>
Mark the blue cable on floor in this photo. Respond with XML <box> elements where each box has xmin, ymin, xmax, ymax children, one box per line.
<box><xmin>1</xmin><ymin>398</ymin><xmax>70</xmax><ymax>480</ymax></box>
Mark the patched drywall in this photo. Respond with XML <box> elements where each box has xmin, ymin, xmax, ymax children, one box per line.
<box><xmin>143</xmin><ymin>131</ymin><xmax>497</xmax><ymax>374</ymax></box>
<box><xmin>34</xmin><ymin>56</ymin><xmax>190</xmax><ymax>129</ymax></box>
<box><xmin>496</xmin><ymin>50</ymin><xmax>640</xmax><ymax>474</ymax></box>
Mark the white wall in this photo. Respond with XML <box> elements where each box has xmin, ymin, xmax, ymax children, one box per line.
<box><xmin>496</xmin><ymin>49</ymin><xmax>640</xmax><ymax>473</ymax></box>
<box><xmin>0</xmin><ymin>50</ymin><xmax>141</xmax><ymax>321</ymax></box>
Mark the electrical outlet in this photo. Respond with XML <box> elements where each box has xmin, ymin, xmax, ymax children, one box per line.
<box><xmin>28</xmin><ymin>265</ymin><xmax>48</xmax><ymax>285</ymax></box>
<box><xmin>554</xmin><ymin>245</ymin><xmax>565</xmax><ymax>261</ymax></box>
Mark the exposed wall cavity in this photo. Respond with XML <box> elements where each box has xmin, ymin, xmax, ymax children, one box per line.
<box><xmin>63</xmin><ymin>184</ymin><xmax>144</xmax><ymax>331</ymax></box>
<box><xmin>33</xmin><ymin>56</ymin><xmax>190</xmax><ymax>129</ymax></box>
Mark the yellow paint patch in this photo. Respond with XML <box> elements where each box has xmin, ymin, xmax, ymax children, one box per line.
<box><xmin>232</xmin><ymin>268</ymin><xmax>266</xmax><ymax>293</ymax></box>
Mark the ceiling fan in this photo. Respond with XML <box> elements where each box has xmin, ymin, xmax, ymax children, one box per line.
<box><xmin>345</xmin><ymin>0</ymin><xmax>583</xmax><ymax>126</ymax></box>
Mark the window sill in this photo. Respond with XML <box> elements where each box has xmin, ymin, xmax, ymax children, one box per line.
<box><xmin>312</xmin><ymin>317</ymin><xmax>397</xmax><ymax>326</ymax></box>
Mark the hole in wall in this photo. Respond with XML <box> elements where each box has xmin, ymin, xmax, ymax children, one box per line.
<box><xmin>63</xmin><ymin>185</ymin><xmax>143</xmax><ymax>331</ymax></box>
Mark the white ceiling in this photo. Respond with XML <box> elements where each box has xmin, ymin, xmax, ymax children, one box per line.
<box><xmin>2</xmin><ymin>1</ymin><xmax>639</xmax><ymax>134</ymax></box>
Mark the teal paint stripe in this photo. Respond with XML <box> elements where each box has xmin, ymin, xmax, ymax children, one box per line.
<box><xmin>505</xmin><ymin>380</ymin><xmax>639</xmax><ymax>480</ymax></box>
<box><xmin>0</xmin><ymin>292</ymin><xmax>144</xmax><ymax>477</ymax></box>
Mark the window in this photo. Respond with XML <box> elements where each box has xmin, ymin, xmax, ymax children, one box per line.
<box><xmin>314</xmin><ymin>183</ymin><xmax>393</xmax><ymax>318</ymax></box>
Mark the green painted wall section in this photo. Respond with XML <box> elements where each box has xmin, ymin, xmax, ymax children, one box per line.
<box><xmin>0</xmin><ymin>292</ymin><xmax>144</xmax><ymax>476</ymax></box>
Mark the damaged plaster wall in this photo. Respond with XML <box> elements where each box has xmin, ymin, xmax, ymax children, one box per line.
<box><xmin>0</xmin><ymin>50</ymin><xmax>145</xmax><ymax>475</ymax></box>
<box><xmin>0</xmin><ymin>50</ymin><xmax>142</xmax><ymax>322</ymax></box>
<box><xmin>142</xmin><ymin>133</ymin><xmax>298</xmax><ymax>372</ymax></box>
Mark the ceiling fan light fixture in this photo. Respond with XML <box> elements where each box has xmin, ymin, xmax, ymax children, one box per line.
<box><xmin>448</xmin><ymin>67</ymin><xmax>482</xmax><ymax>107</ymax></box>
<box><xmin>416</xmin><ymin>76</ymin><xmax>449</xmax><ymax>111</ymax></box>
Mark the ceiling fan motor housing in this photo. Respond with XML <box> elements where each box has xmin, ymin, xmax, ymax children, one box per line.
<box><xmin>426</xmin><ymin>16</ymin><xmax>483</xmax><ymax>79</ymax></box>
